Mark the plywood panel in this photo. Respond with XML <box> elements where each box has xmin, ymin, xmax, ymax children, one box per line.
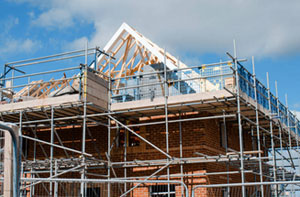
<box><xmin>86</xmin><ymin>87</ymin><xmax>108</xmax><ymax>102</ymax></box>
<box><xmin>86</xmin><ymin>71</ymin><xmax>108</xmax><ymax>88</ymax></box>
<box><xmin>85</xmin><ymin>70</ymin><xmax>108</xmax><ymax>110</ymax></box>
<box><xmin>86</xmin><ymin>94</ymin><xmax>108</xmax><ymax>110</ymax></box>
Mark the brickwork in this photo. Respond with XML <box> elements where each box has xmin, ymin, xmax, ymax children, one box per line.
<box><xmin>25</xmin><ymin>112</ymin><xmax>264</xmax><ymax>196</ymax></box>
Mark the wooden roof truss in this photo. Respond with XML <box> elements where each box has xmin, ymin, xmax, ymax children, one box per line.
<box><xmin>95</xmin><ymin>23</ymin><xmax>217</xmax><ymax>93</ymax></box>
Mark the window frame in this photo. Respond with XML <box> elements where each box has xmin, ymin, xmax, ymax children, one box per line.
<box><xmin>149</xmin><ymin>184</ymin><xmax>176</xmax><ymax>197</ymax></box>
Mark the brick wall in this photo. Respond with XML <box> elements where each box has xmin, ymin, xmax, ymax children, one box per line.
<box><xmin>25</xmin><ymin>112</ymin><xmax>264</xmax><ymax>196</ymax></box>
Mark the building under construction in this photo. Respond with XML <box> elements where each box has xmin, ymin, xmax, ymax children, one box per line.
<box><xmin>0</xmin><ymin>23</ymin><xmax>300</xmax><ymax>197</ymax></box>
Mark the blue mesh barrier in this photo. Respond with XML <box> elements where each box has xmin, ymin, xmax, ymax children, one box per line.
<box><xmin>111</xmin><ymin>62</ymin><xmax>300</xmax><ymax>137</ymax></box>
<box><xmin>111</xmin><ymin>64</ymin><xmax>233</xmax><ymax>103</ymax></box>
<box><xmin>238</xmin><ymin>65</ymin><xmax>269</xmax><ymax>109</ymax></box>
<box><xmin>237</xmin><ymin>64</ymin><xmax>300</xmax><ymax>135</ymax></box>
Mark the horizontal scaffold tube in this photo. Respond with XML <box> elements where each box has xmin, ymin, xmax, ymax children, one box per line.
<box><xmin>21</xmin><ymin>178</ymin><xmax>189</xmax><ymax>197</ymax></box>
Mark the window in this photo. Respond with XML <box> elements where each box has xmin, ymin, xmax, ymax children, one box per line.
<box><xmin>221</xmin><ymin>188</ymin><xmax>229</xmax><ymax>197</ymax></box>
<box><xmin>117</xmin><ymin>128</ymin><xmax>140</xmax><ymax>147</ymax></box>
<box><xmin>86</xmin><ymin>187</ymin><xmax>100</xmax><ymax>197</ymax></box>
<box><xmin>150</xmin><ymin>185</ymin><xmax>175</xmax><ymax>197</ymax></box>
<box><xmin>220</xmin><ymin>122</ymin><xmax>227</xmax><ymax>149</ymax></box>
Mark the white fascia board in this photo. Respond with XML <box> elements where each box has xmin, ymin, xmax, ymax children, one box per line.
<box><xmin>121</xmin><ymin>23</ymin><xmax>178</xmax><ymax>70</ymax></box>
<box><xmin>96</xmin><ymin>23</ymin><xmax>127</xmax><ymax>66</ymax></box>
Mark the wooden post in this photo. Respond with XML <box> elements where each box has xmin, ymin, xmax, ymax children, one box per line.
<box><xmin>3</xmin><ymin>124</ymin><xmax>19</xmax><ymax>197</ymax></box>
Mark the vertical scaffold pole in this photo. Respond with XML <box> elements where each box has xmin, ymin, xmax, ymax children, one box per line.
<box><xmin>124</xmin><ymin>122</ymin><xmax>127</xmax><ymax>195</ymax></box>
<box><xmin>252</xmin><ymin>56</ymin><xmax>264</xmax><ymax>196</ymax></box>
<box><xmin>285</xmin><ymin>94</ymin><xmax>295</xmax><ymax>195</ymax></box>
<box><xmin>222</xmin><ymin>110</ymin><xmax>230</xmax><ymax>197</ymax></box>
<box><xmin>163</xmin><ymin>49</ymin><xmax>170</xmax><ymax>197</ymax></box>
<box><xmin>11</xmin><ymin>68</ymin><xmax>15</xmax><ymax>102</ymax></box>
<box><xmin>250</xmin><ymin>126</ymin><xmax>258</xmax><ymax>195</ymax></box>
<box><xmin>31</xmin><ymin>125</ymin><xmax>37</xmax><ymax>197</ymax></box>
<box><xmin>285</xmin><ymin>94</ymin><xmax>292</xmax><ymax>149</ymax></box>
<box><xmin>220</xmin><ymin>59</ymin><xmax>223</xmax><ymax>89</ymax></box>
<box><xmin>179</xmin><ymin>112</ymin><xmax>183</xmax><ymax>196</ymax></box>
<box><xmin>19</xmin><ymin>111</ymin><xmax>23</xmax><ymax>196</ymax></box>
<box><xmin>233</xmin><ymin>40</ymin><xmax>245</xmax><ymax>197</ymax></box>
<box><xmin>266</xmin><ymin>72</ymin><xmax>277</xmax><ymax>196</ymax></box>
<box><xmin>275</xmin><ymin>81</ymin><xmax>285</xmax><ymax>180</ymax></box>
<box><xmin>177</xmin><ymin>57</ymin><xmax>183</xmax><ymax>196</ymax></box>
<box><xmin>296</xmin><ymin>120</ymin><xmax>300</xmax><ymax>176</ymax></box>
<box><xmin>50</xmin><ymin>106</ymin><xmax>54</xmax><ymax>196</ymax></box>
<box><xmin>107</xmin><ymin>53</ymin><xmax>112</xmax><ymax>197</ymax></box>
<box><xmin>54</xmin><ymin>159</ymin><xmax>58</xmax><ymax>197</ymax></box>
<box><xmin>292</xmin><ymin>118</ymin><xmax>299</xmax><ymax>197</ymax></box>
<box><xmin>81</xmin><ymin>41</ymin><xmax>88</xmax><ymax>197</ymax></box>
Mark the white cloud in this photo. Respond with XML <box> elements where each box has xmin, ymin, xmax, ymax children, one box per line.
<box><xmin>0</xmin><ymin>38</ymin><xmax>41</xmax><ymax>57</ymax></box>
<box><xmin>0</xmin><ymin>13</ymin><xmax>41</xmax><ymax>58</ymax></box>
<box><xmin>293</xmin><ymin>111</ymin><xmax>300</xmax><ymax>120</ymax></box>
<box><xmin>63</xmin><ymin>36</ymin><xmax>88</xmax><ymax>50</ymax></box>
<box><xmin>16</xmin><ymin>0</ymin><xmax>300</xmax><ymax>58</ymax></box>
<box><xmin>32</xmin><ymin>8</ymin><xmax>74</xmax><ymax>28</ymax></box>
<box><xmin>293</xmin><ymin>103</ymin><xmax>300</xmax><ymax>109</ymax></box>
<box><xmin>28</xmin><ymin>11</ymin><xmax>35</xmax><ymax>19</ymax></box>
<box><xmin>3</xmin><ymin>16</ymin><xmax>19</xmax><ymax>34</ymax></box>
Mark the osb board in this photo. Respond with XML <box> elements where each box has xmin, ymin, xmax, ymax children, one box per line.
<box><xmin>86</xmin><ymin>71</ymin><xmax>108</xmax><ymax>88</ymax></box>
<box><xmin>85</xmin><ymin>79</ymin><xmax>108</xmax><ymax>101</ymax></box>
<box><xmin>86</xmin><ymin>94</ymin><xmax>108</xmax><ymax>110</ymax></box>
<box><xmin>84</xmin><ymin>71</ymin><xmax>108</xmax><ymax>110</ymax></box>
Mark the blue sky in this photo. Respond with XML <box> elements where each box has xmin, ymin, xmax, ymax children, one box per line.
<box><xmin>0</xmin><ymin>0</ymin><xmax>300</xmax><ymax>116</ymax></box>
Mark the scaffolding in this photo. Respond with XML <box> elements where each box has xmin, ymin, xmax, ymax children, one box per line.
<box><xmin>0</xmin><ymin>23</ymin><xmax>300</xmax><ymax>197</ymax></box>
